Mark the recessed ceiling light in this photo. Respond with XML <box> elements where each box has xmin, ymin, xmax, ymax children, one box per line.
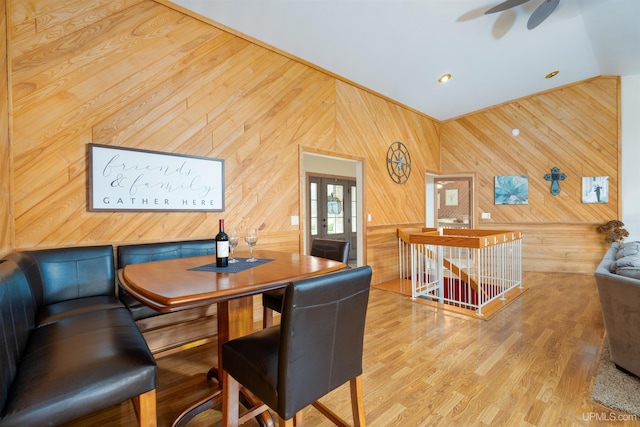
<box><xmin>545</xmin><ymin>70</ymin><xmax>559</xmax><ymax>79</ymax></box>
<box><xmin>438</xmin><ymin>74</ymin><xmax>452</xmax><ymax>83</ymax></box>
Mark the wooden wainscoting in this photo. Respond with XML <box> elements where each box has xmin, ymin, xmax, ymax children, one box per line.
<box><xmin>482</xmin><ymin>222</ymin><xmax>609</xmax><ymax>273</ymax></box>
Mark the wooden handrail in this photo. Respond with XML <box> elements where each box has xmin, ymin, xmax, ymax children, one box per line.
<box><xmin>397</xmin><ymin>228</ymin><xmax>522</xmax><ymax>249</ymax></box>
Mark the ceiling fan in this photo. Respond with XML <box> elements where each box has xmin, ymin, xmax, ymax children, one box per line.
<box><xmin>485</xmin><ymin>0</ymin><xmax>560</xmax><ymax>30</ymax></box>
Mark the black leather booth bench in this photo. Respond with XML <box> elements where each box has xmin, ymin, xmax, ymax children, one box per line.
<box><xmin>0</xmin><ymin>246</ymin><xmax>157</xmax><ymax>427</ymax></box>
<box><xmin>116</xmin><ymin>239</ymin><xmax>219</xmax><ymax>356</ymax></box>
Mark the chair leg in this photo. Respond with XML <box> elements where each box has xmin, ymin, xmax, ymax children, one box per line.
<box><xmin>223</xmin><ymin>371</ymin><xmax>272</xmax><ymax>426</ymax></box>
<box><xmin>350</xmin><ymin>376</ymin><xmax>366</xmax><ymax>427</ymax></box>
<box><xmin>223</xmin><ymin>371</ymin><xmax>240</xmax><ymax>427</ymax></box>
<box><xmin>131</xmin><ymin>389</ymin><xmax>157</xmax><ymax>427</ymax></box>
<box><xmin>263</xmin><ymin>306</ymin><xmax>274</xmax><ymax>328</ymax></box>
<box><xmin>313</xmin><ymin>400</ymin><xmax>352</xmax><ymax>426</ymax></box>
<box><xmin>278</xmin><ymin>417</ymin><xmax>294</xmax><ymax>426</ymax></box>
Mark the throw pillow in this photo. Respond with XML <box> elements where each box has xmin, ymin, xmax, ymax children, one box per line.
<box><xmin>615</xmin><ymin>266</ymin><xmax>640</xmax><ymax>280</ymax></box>
<box><xmin>612</xmin><ymin>253</ymin><xmax>640</xmax><ymax>279</ymax></box>
<box><xmin>614</xmin><ymin>254</ymin><xmax>640</xmax><ymax>268</ymax></box>
<box><xmin>615</xmin><ymin>242</ymin><xmax>640</xmax><ymax>259</ymax></box>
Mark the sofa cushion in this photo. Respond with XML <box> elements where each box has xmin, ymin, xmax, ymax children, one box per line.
<box><xmin>36</xmin><ymin>295</ymin><xmax>123</xmax><ymax>327</ymax></box>
<box><xmin>0</xmin><ymin>307</ymin><xmax>156</xmax><ymax>427</ymax></box>
<box><xmin>119</xmin><ymin>291</ymin><xmax>161</xmax><ymax>321</ymax></box>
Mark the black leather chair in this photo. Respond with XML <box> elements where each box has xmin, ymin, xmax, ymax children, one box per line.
<box><xmin>222</xmin><ymin>265</ymin><xmax>371</xmax><ymax>427</ymax></box>
<box><xmin>262</xmin><ymin>238</ymin><xmax>350</xmax><ymax>327</ymax></box>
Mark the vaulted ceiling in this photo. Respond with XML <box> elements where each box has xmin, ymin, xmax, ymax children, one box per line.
<box><xmin>171</xmin><ymin>0</ymin><xmax>640</xmax><ymax>121</ymax></box>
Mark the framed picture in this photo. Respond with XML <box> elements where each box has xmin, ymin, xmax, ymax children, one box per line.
<box><xmin>445</xmin><ymin>189</ymin><xmax>458</xmax><ymax>206</ymax></box>
<box><xmin>495</xmin><ymin>175</ymin><xmax>528</xmax><ymax>205</ymax></box>
<box><xmin>582</xmin><ymin>176</ymin><xmax>609</xmax><ymax>203</ymax></box>
<box><xmin>88</xmin><ymin>143</ymin><xmax>224</xmax><ymax>211</ymax></box>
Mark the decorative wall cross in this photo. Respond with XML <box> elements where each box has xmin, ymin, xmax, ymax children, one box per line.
<box><xmin>544</xmin><ymin>167</ymin><xmax>566</xmax><ymax>196</ymax></box>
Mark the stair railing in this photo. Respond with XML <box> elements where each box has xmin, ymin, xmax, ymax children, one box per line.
<box><xmin>397</xmin><ymin>228</ymin><xmax>523</xmax><ymax>317</ymax></box>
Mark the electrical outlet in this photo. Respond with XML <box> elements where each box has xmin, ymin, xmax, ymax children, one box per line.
<box><xmin>291</xmin><ymin>216</ymin><xmax>299</xmax><ymax>225</ymax></box>
<box><xmin>481</xmin><ymin>212</ymin><xmax>491</xmax><ymax>219</ymax></box>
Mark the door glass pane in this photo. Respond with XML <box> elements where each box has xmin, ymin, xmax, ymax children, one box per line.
<box><xmin>351</xmin><ymin>185</ymin><xmax>357</xmax><ymax>232</ymax></box>
<box><xmin>326</xmin><ymin>183</ymin><xmax>344</xmax><ymax>235</ymax></box>
<box><xmin>310</xmin><ymin>182</ymin><xmax>318</xmax><ymax>236</ymax></box>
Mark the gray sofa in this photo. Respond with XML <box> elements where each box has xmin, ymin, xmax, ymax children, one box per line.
<box><xmin>594</xmin><ymin>241</ymin><xmax>640</xmax><ymax>377</ymax></box>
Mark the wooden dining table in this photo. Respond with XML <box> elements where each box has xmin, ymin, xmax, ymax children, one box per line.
<box><xmin>118</xmin><ymin>249</ymin><xmax>346</xmax><ymax>427</ymax></box>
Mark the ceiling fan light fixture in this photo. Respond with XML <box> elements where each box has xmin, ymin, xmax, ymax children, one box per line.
<box><xmin>485</xmin><ymin>0</ymin><xmax>560</xmax><ymax>30</ymax></box>
<box><xmin>545</xmin><ymin>70</ymin><xmax>559</xmax><ymax>79</ymax></box>
<box><xmin>438</xmin><ymin>73</ymin><xmax>452</xmax><ymax>83</ymax></box>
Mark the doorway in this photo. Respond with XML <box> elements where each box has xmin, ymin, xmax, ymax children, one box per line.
<box><xmin>307</xmin><ymin>175</ymin><xmax>357</xmax><ymax>262</ymax></box>
<box><xmin>434</xmin><ymin>176</ymin><xmax>473</xmax><ymax>229</ymax></box>
<box><xmin>301</xmin><ymin>151</ymin><xmax>363</xmax><ymax>267</ymax></box>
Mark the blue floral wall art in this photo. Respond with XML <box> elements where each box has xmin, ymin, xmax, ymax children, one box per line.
<box><xmin>495</xmin><ymin>175</ymin><xmax>529</xmax><ymax>205</ymax></box>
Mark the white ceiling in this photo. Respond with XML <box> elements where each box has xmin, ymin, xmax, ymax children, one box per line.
<box><xmin>170</xmin><ymin>0</ymin><xmax>640</xmax><ymax>121</ymax></box>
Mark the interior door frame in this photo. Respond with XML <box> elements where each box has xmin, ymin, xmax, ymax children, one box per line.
<box><xmin>300</xmin><ymin>147</ymin><xmax>365</xmax><ymax>267</ymax></box>
<box><xmin>426</xmin><ymin>172</ymin><xmax>476</xmax><ymax>229</ymax></box>
<box><xmin>306</xmin><ymin>174</ymin><xmax>356</xmax><ymax>258</ymax></box>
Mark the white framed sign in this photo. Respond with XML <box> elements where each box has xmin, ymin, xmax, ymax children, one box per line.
<box><xmin>88</xmin><ymin>143</ymin><xmax>224</xmax><ymax>211</ymax></box>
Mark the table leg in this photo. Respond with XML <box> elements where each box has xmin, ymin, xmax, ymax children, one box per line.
<box><xmin>171</xmin><ymin>298</ymin><xmax>273</xmax><ymax>426</ymax></box>
<box><xmin>172</xmin><ymin>392</ymin><xmax>223</xmax><ymax>427</ymax></box>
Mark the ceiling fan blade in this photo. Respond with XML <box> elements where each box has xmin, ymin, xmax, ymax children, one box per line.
<box><xmin>485</xmin><ymin>0</ymin><xmax>531</xmax><ymax>14</ymax></box>
<box><xmin>527</xmin><ymin>0</ymin><xmax>560</xmax><ymax>29</ymax></box>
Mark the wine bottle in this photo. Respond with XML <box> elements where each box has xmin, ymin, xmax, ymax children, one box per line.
<box><xmin>215</xmin><ymin>219</ymin><xmax>229</xmax><ymax>268</ymax></box>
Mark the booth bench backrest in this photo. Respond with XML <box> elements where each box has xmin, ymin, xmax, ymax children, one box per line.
<box><xmin>117</xmin><ymin>239</ymin><xmax>216</xmax><ymax>267</ymax></box>
<box><xmin>116</xmin><ymin>239</ymin><xmax>216</xmax><ymax>321</ymax></box>
<box><xmin>6</xmin><ymin>245</ymin><xmax>115</xmax><ymax>309</ymax></box>
<box><xmin>0</xmin><ymin>260</ymin><xmax>36</xmax><ymax>414</ymax></box>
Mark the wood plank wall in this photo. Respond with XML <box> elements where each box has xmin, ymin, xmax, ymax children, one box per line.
<box><xmin>3</xmin><ymin>0</ymin><xmax>621</xmax><ymax>281</ymax></box>
<box><xmin>441</xmin><ymin>77</ymin><xmax>619</xmax><ymax>272</ymax></box>
<box><xmin>0</xmin><ymin>0</ymin><xmax>11</xmax><ymax>257</ymax></box>
<box><xmin>6</xmin><ymin>0</ymin><xmax>437</xmax><ymax>285</ymax></box>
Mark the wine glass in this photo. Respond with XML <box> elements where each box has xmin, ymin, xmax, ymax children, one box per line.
<box><xmin>244</xmin><ymin>228</ymin><xmax>259</xmax><ymax>262</ymax></box>
<box><xmin>229</xmin><ymin>229</ymin><xmax>240</xmax><ymax>263</ymax></box>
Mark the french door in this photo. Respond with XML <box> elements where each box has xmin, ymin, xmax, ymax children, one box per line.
<box><xmin>308</xmin><ymin>176</ymin><xmax>357</xmax><ymax>261</ymax></box>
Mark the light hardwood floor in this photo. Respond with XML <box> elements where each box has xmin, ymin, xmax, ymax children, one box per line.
<box><xmin>63</xmin><ymin>271</ymin><xmax>638</xmax><ymax>426</ymax></box>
